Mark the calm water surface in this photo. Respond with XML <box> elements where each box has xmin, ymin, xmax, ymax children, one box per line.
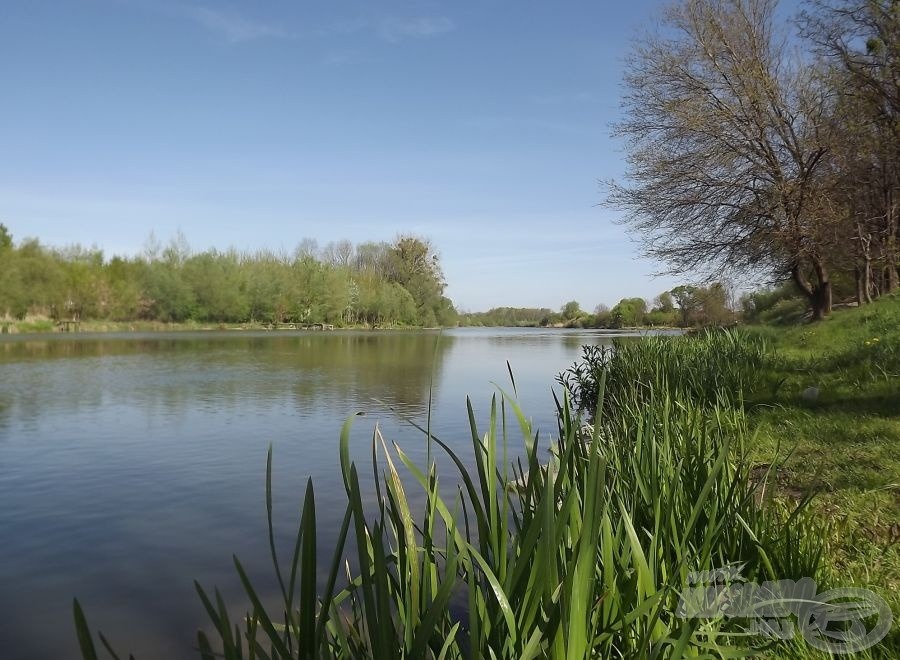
<box><xmin>0</xmin><ymin>328</ymin><xmax>662</xmax><ymax>658</ymax></box>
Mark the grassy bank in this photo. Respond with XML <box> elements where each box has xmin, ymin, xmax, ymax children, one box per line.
<box><xmin>560</xmin><ymin>296</ymin><xmax>899</xmax><ymax>655</ymax></box>
<box><xmin>746</xmin><ymin>295</ymin><xmax>900</xmax><ymax>642</ymax></box>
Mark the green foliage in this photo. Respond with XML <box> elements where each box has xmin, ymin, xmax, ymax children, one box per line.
<box><xmin>0</xmin><ymin>223</ymin><xmax>12</xmax><ymax>250</ymax></box>
<box><xmin>740</xmin><ymin>283</ymin><xmax>806</xmax><ymax>325</ymax></box>
<box><xmin>458</xmin><ymin>307</ymin><xmax>555</xmax><ymax>327</ymax></box>
<box><xmin>560</xmin><ymin>299</ymin><xmax>581</xmax><ymax>319</ymax></box>
<box><xmin>384</xmin><ymin>236</ymin><xmax>452</xmax><ymax>326</ymax></box>
<box><xmin>587</xmin><ymin>284</ymin><xmax>734</xmax><ymax>330</ymax></box>
<box><xmin>608</xmin><ymin>296</ymin><xmax>647</xmax><ymax>327</ymax></box>
<box><xmin>0</xmin><ymin>229</ymin><xmax>457</xmax><ymax>327</ymax></box>
<box><xmin>645</xmin><ymin>309</ymin><xmax>677</xmax><ymax>326</ymax></box>
<box><xmin>669</xmin><ymin>284</ymin><xmax>734</xmax><ymax>327</ymax></box>
<box><xmin>654</xmin><ymin>291</ymin><xmax>674</xmax><ymax>313</ymax></box>
<box><xmin>560</xmin><ymin>329</ymin><xmax>773</xmax><ymax>418</ymax></box>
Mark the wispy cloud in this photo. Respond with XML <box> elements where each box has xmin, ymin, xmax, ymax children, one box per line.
<box><xmin>376</xmin><ymin>16</ymin><xmax>455</xmax><ymax>43</ymax></box>
<box><xmin>179</xmin><ymin>6</ymin><xmax>288</xmax><ymax>43</ymax></box>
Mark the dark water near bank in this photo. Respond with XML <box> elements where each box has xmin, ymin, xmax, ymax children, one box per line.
<box><xmin>0</xmin><ymin>328</ymin><xmax>671</xmax><ymax>658</ymax></box>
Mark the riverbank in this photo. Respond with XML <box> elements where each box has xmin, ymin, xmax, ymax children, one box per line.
<box><xmin>0</xmin><ymin>318</ymin><xmax>445</xmax><ymax>335</ymax></box>
<box><xmin>745</xmin><ymin>294</ymin><xmax>900</xmax><ymax>633</ymax></box>
<box><xmin>0</xmin><ymin>318</ymin><xmax>681</xmax><ymax>336</ymax></box>
<box><xmin>556</xmin><ymin>298</ymin><xmax>899</xmax><ymax>654</ymax></box>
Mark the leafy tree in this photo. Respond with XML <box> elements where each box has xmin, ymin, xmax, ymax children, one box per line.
<box><xmin>803</xmin><ymin>0</ymin><xmax>900</xmax><ymax>301</ymax></box>
<box><xmin>183</xmin><ymin>251</ymin><xmax>249</xmax><ymax>322</ymax></box>
<box><xmin>671</xmin><ymin>283</ymin><xmax>735</xmax><ymax>327</ymax></box>
<box><xmin>354</xmin><ymin>241</ymin><xmax>390</xmax><ymax>275</ymax></box>
<box><xmin>458</xmin><ymin>307</ymin><xmax>555</xmax><ymax>327</ymax></box>
<box><xmin>140</xmin><ymin>261</ymin><xmax>196</xmax><ymax>322</ymax></box>
<box><xmin>560</xmin><ymin>300</ymin><xmax>582</xmax><ymax>320</ymax></box>
<box><xmin>592</xmin><ymin>304</ymin><xmax>613</xmax><ymax>328</ymax></box>
<box><xmin>671</xmin><ymin>285</ymin><xmax>701</xmax><ymax>327</ymax></box>
<box><xmin>652</xmin><ymin>292</ymin><xmax>674</xmax><ymax>314</ymax></box>
<box><xmin>0</xmin><ymin>224</ymin><xmax>12</xmax><ymax>251</ymax></box>
<box><xmin>56</xmin><ymin>245</ymin><xmax>105</xmax><ymax>320</ymax></box>
<box><xmin>385</xmin><ymin>236</ymin><xmax>448</xmax><ymax>324</ymax></box>
<box><xmin>609</xmin><ymin>297</ymin><xmax>647</xmax><ymax>328</ymax></box>
<box><xmin>104</xmin><ymin>257</ymin><xmax>143</xmax><ymax>320</ymax></box>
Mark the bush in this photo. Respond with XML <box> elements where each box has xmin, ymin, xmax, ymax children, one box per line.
<box><xmin>741</xmin><ymin>284</ymin><xmax>805</xmax><ymax>324</ymax></box>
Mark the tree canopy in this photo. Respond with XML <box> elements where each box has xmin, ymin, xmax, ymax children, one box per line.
<box><xmin>0</xmin><ymin>231</ymin><xmax>457</xmax><ymax>327</ymax></box>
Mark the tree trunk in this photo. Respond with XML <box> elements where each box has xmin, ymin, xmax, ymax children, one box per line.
<box><xmin>792</xmin><ymin>258</ymin><xmax>832</xmax><ymax>321</ymax></box>
<box><xmin>887</xmin><ymin>238</ymin><xmax>899</xmax><ymax>292</ymax></box>
<box><xmin>855</xmin><ymin>266</ymin><xmax>867</xmax><ymax>307</ymax></box>
<box><xmin>887</xmin><ymin>189</ymin><xmax>899</xmax><ymax>292</ymax></box>
<box><xmin>855</xmin><ymin>224</ymin><xmax>874</xmax><ymax>304</ymax></box>
<box><xmin>864</xmin><ymin>257</ymin><xmax>873</xmax><ymax>304</ymax></box>
<box><xmin>812</xmin><ymin>258</ymin><xmax>832</xmax><ymax>320</ymax></box>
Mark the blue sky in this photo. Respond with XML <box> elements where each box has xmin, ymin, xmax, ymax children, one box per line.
<box><xmin>1</xmin><ymin>0</ymin><xmax>687</xmax><ymax>312</ymax></box>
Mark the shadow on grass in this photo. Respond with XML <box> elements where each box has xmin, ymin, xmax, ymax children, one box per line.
<box><xmin>749</xmin><ymin>393</ymin><xmax>900</xmax><ymax>419</ymax></box>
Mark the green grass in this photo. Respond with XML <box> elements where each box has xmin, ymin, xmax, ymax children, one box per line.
<box><xmin>561</xmin><ymin>297</ymin><xmax>900</xmax><ymax>655</ymax></box>
<box><xmin>744</xmin><ymin>294</ymin><xmax>900</xmax><ymax>651</ymax></box>
<box><xmin>8</xmin><ymin>318</ymin><xmax>56</xmax><ymax>333</ymax></box>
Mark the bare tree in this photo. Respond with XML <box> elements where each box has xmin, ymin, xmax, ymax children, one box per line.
<box><xmin>334</xmin><ymin>239</ymin><xmax>355</xmax><ymax>268</ymax></box>
<box><xmin>294</xmin><ymin>238</ymin><xmax>319</xmax><ymax>262</ymax></box>
<box><xmin>320</xmin><ymin>241</ymin><xmax>339</xmax><ymax>266</ymax></box>
<box><xmin>354</xmin><ymin>241</ymin><xmax>390</xmax><ymax>274</ymax></box>
<box><xmin>610</xmin><ymin>0</ymin><xmax>838</xmax><ymax>319</ymax></box>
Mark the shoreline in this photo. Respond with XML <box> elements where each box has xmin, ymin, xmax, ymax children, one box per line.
<box><xmin>0</xmin><ymin>320</ymin><xmax>447</xmax><ymax>336</ymax></box>
<box><xmin>1</xmin><ymin>319</ymin><xmax>685</xmax><ymax>337</ymax></box>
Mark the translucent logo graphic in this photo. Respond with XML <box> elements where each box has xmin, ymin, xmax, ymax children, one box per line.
<box><xmin>676</xmin><ymin>565</ymin><xmax>892</xmax><ymax>654</ymax></box>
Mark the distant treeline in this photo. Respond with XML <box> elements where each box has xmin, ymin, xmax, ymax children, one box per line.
<box><xmin>592</xmin><ymin>284</ymin><xmax>735</xmax><ymax>328</ymax></box>
<box><xmin>460</xmin><ymin>284</ymin><xmax>738</xmax><ymax>329</ymax></box>
<box><xmin>0</xmin><ymin>226</ymin><xmax>457</xmax><ymax>327</ymax></box>
<box><xmin>458</xmin><ymin>307</ymin><xmax>556</xmax><ymax>327</ymax></box>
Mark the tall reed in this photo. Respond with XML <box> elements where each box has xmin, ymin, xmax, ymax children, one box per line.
<box><xmin>559</xmin><ymin>328</ymin><xmax>774</xmax><ymax>416</ymax></box>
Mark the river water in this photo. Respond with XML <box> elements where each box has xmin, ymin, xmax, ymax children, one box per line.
<box><xmin>0</xmin><ymin>327</ymin><xmax>663</xmax><ymax>658</ymax></box>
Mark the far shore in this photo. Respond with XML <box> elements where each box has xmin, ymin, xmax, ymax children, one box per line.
<box><xmin>0</xmin><ymin>318</ymin><xmax>684</xmax><ymax>337</ymax></box>
<box><xmin>0</xmin><ymin>319</ymin><xmax>439</xmax><ymax>336</ymax></box>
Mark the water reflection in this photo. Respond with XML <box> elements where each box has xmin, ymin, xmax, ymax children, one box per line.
<box><xmin>0</xmin><ymin>331</ymin><xmax>452</xmax><ymax>429</ymax></box>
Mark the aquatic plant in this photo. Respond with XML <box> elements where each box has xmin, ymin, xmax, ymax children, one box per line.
<box><xmin>558</xmin><ymin>328</ymin><xmax>774</xmax><ymax>416</ymax></box>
